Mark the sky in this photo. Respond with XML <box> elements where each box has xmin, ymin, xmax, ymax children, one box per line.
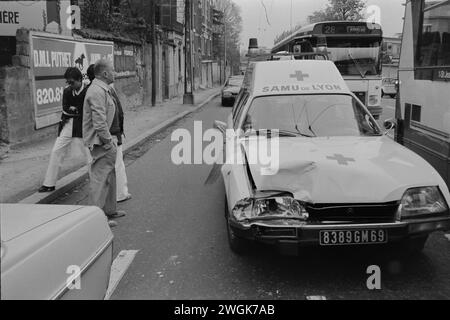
<box><xmin>232</xmin><ymin>0</ymin><xmax>405</xmax><ymax>50</ymax></box>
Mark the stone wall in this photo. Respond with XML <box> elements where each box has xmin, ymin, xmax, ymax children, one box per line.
<box><xmin>113</xmin><ymin>41</ymin><xmax>144</xmax><ymax>111</ymax></box>
<box><xmin>0</xmin><ymin>65</ymin><xmax>58</xmax><ymax>145</ymax></box>
<box><xmin>0</xmin><ymin>28</ymin><xmax>150</xmax><ymax>146</ymax></box>
<box><xmin>0</xmin><ymin>29</ymin><xmax>58</xmax><ymax>146</ymax></box>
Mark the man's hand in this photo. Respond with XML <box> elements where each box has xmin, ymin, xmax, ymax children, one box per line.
<box><xmin>103</xmin><ymin>141</ymin><xmax>113</xmax><ymax>150</ymax></box>
<box><xmin>103</xmin><ymin>138</ymin><xmax>117</xmax><ymax>150</ymax></box>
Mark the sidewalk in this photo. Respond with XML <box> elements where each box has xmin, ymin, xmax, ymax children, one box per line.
<box><xmin>0</xmin><ymin>87</ymin><xmax>221</xmax><ymax>204</ymax></box>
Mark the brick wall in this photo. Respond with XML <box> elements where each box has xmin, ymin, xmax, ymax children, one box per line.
<box><xmin>0</xmin><ymin>65</ymin><xmax>57</xmax><ymax>146</ymax></box>
<box><xmin>113</xmin><ymin>42</ymin><xmax>144</xmax><ymax>111</ymax></box>
<box><xmin>0</xmin><ymin>28</ymin><xmax>58</xmax><ymax>146</ymax></box>
<box><xmin>0</xmin><ymin>29</ymin><xmax>149</xmax><ymax>146</ymax></box>
<box><xmin>114</xmin><ymin>75</ymin><xmax>143</xmax><ymax>111</ymax></box>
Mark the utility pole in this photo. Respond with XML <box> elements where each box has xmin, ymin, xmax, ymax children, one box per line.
<box><xmin>183</xmin><ymin>0</ymin><xmax>194</xmax><ymax>104</ymax></box>
<box><xmin>224</xmin><ymin>22</ymin><xmax>227</xmax><ymax>83</ymax></box>
<box><xmin>151</xmin><ymin>0</ymin><xmax>157</xmax><ymax>106</ymax></box>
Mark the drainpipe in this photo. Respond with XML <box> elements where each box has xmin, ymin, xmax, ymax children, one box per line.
<box><xmin>151</xmin><ymin>0</ymin><xmax>157</xmax><ymax>106</ymax></box>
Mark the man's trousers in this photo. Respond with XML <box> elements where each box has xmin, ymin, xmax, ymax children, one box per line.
<box><xmin>43</xmin><ymin>119</ymin><xmax>91</xmax><ymax>187</ymax></box>
<box><xmin>89</xmin><ymin>143</ymin><xmax>117</xmax><ymax>216</ymax></box>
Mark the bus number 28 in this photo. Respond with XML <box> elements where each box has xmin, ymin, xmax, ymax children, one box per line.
<box><xmin>36</xmin><ymin>87</ymin><xmax>64</xmax><ymax>105</ymax></box>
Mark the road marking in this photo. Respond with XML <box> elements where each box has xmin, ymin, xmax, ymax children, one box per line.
<box><xmin>104</xmin><ymin>250</ymin><xmax>139</xmax><ymax>300</ymax></box>
<box><xmin>445</xmin><ymin>234</ymin><xmax>450</xmax><ymax>242</ymax></box>
<box><xmin>306</xmin><ymin>295</ymin><xmax>327</xmax><ymax>300</ymax></box>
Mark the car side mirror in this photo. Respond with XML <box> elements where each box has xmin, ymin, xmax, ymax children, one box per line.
<box><xmin>384</xmin><ymin>118</ymin><xmax>396</xmax><ymax>132</ymax></box>
<box><xmin>214</xmin><ymin>120</ymin><xmax>227</xmax><ymax>134</ymax></box>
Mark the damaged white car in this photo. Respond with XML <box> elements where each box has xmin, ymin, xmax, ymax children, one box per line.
<box><xmin>213</xmin><ymin>60</ymin><xmax>450</xmax><ymax>255</ymax></box>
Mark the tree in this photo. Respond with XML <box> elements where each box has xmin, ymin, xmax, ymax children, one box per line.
<box><xmin>308</xmin><ymin>0</ymin><xmax>367</xmax><ymax>23</ymax></box>
<box><xmin>214</xmin><ymin>0</ymin><xmax>243</xmax><ymax>75</ymax></box>
<box><xmin>274</xmin><ymin>23</ymin><xmax>303</xmax><ymax>45</ymax></box>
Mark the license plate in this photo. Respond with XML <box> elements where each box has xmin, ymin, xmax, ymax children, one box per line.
<box><xmin>319</xmin><ymin>229</ymin><xmax>387</xmax><ymax>246</ymax></box>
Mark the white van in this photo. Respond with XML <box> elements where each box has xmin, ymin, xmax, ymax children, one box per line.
<box><xmin>213</xmin><ymin>59</ymin><xmax>450</xmax><ymax>256</ymax></box>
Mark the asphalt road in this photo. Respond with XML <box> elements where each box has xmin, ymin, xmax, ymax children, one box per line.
<box><xmin>54</xmin><ymin>98</ymin><xmax>450</xmax><ymax>300</ymax></box>
<box><xmin>379</xmin><ymin>97</ymin><xmax>396</xmax><ymax>128</ymax></box>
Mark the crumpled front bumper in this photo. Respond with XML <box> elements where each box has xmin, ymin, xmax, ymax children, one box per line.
<box><xmin>230</xmin><ymin>216</ymin><xmax>450</xmax><ymax>248</ymax></box>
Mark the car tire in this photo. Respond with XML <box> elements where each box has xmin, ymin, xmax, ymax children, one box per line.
<box><xmin>400</xmin><ymin>235</ymin><xmax>429</xmax><ymax>255</ymax></box>
<box><xmin>221</xmin><ymin>98</ymin><xmax>226</xmax><ymax>106</ymax></box>
<box><xmin>225</xmin><ymin>196</ymin><xmax>250</xmax><ymax>255</ymax></box>
<box><xmin>381</xmin><ymin>90</ymin><xmax>385</xmax><ymax>97</ymax></box>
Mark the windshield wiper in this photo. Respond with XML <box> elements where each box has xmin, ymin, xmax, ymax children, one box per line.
<box><xmin>243</xmin><ymin>129</ymin><xmax>305</xmax><ymax>138</ymax></box>
<box><xmin>347</xmin><ymin>49</ymin><xmax>367</xmax><ymax>78</ymax></box>
<box><xmin>295</xmin><ymin>125</ymin><xmax>315</xmax><ymax>138</ymax></box>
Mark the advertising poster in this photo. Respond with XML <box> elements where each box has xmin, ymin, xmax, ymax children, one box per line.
<box><xmin>30</xmin><ymin>33</ymin><xmax>113</xmax><ymax>129</ymax></box>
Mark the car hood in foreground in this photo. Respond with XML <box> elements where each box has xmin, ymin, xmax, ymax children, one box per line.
<box><xmin>1</xmin><ymin>204</ymin><xmax>84</xmax><ymax>241</ymax></box>
<box><xmin>242</xmin><ymin>136</ymin><xmax>449</xmax><ymax>204</ymax></box>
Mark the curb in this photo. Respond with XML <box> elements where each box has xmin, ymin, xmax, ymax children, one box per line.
<box><xmin>19</xmin><ymin>90</ymin><xmax>221</xmax><ymax>205</ymax></box>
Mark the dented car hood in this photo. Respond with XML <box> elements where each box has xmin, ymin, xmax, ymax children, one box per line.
<box><xmin>243</xmin><ymin>136</ymin><xmax>449</xmax><ymax>204</ymax></box>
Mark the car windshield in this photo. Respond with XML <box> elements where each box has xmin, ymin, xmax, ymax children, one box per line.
<box><xmin>243</xmin><ymin>94</ymin><xmax>381</xmax><ymax>137</ymax></box>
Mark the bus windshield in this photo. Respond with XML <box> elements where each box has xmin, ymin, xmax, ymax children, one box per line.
<box><xmin>317</xmin><ymin>37</ymin><xmax>382</xmax><ymax>77</ymax></box>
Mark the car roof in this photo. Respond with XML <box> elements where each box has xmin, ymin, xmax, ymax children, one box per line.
<box><xmin>244</xmin><ymin>60</ymin><xmax>350</xmax><ymax>97</ymax></box>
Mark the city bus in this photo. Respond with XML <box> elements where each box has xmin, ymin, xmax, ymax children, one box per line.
<box><xmin>395</xmin><ymin>0</ymin><xmax>450</xmax><ymax>186</ymax></box>
<box><xmin>272</xmin><ymin>21</ymin><xmax>384</xmax><ymax>119</ymax></box>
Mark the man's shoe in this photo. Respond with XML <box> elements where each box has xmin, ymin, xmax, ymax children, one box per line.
<box><xmin>117</xmin><ymin>194</ymin><xmax>132</xmax><ymax>203</ymax></box>
<box><xmin>107</xmin><ymin>211</ymin><xmax>126</xmax><ymax>219</ymax></box>
<box><xmin>108</xmin><ymin>220</ymin><xmax>118</xmax><ymax>228</ymax></box>
<box><xmin>38</xmin><ymin>185</ymin><xmax>55</xmax><ymax>193</ymax></box>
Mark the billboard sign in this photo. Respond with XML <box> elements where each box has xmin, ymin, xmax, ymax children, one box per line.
<box><xmin>30</xmin><ymin>33</ymin><xmax>114</xmax><ymax>129</ymax></box>
<box><xmin>0</xmin><ymin>0</ymin><xmax>72</xmax><ymax>36</ymax></box>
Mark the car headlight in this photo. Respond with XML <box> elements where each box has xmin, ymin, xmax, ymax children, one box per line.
<box><xmin>397</xmin><ymin>187</ymin><xmax>449</xmax><ymax>220</ymax></box>
<box><xmin>223</xmin><ymin>91</ymin><xmax>232</xmax><ymax>97</ymax></box>
<box><xmin>231</xmin><ymin>196</ymin><xmax>309</xmax><ymax>223</ymax></box>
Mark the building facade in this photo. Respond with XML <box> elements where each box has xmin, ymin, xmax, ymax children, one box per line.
<box><xmin>0</xmin><ymin>0</ymin><xmax>223</xmax><ymax>146</ymax></box>
<box><xmin>382</xmin><ymin>36</ymin><xmax>402</xmax><ymax>64</ymax></box>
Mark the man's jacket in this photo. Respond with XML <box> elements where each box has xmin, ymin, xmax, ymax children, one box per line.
<box><xmin>59</xmin><ymin>84</ymin><xmax>88</xmax><ymax>138</ymax></box>
<box><xmin>82</xmin><ymin>78</ymin><xmax>116</xmax><ymax>149</ymax></box>
<box><xmin>110</xmin><ymin>86</ymin><xmax>125</xmax><ymax>145</ymax></box>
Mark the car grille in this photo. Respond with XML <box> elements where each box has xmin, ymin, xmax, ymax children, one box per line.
<box><xmin>305</xmin><ymin>202</ymin><xmax>399</xmax><ymax>223</ymax></box>
<box><xmin>353</xmin><ymin>91</ymin><xmax>366</xmax><ymax>105</ymax></box>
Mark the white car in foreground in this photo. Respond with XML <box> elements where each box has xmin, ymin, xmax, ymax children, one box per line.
<box><xmin>214</xmin><ymin>60</ymin><xmax>450</xmax><ymax>255</ymax></box>
<box><xmin>1</xmin><ymin>204</ymin><xmax>113</xmax><ymax>300</ymax></box>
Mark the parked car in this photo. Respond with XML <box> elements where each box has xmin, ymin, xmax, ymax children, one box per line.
<box><xmin>382</xmin><ymin>77</ymin><xmax>398</xmax><ymax>98</ymax></box>
<box><xmin>382</xmin><ymin>63</ymin><xmax>399</xmax><ymax>98</ymax></box>
<box><xmin>214</xmin><ymin>60</ymin><xmax>450</xmax><ymax>256</ymax></box>
<box><xmin>1</xmin><ymin>204</ymin><xmax>114</xmax><ymax>300</ymax></box>
<box><xmin>222</xmin><ymin>75</ymin><xmax>244</xmax><ymax>106</ymax></box>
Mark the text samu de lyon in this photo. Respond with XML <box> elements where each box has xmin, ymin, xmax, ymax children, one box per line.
<box><xmin>33</xmin><ymin>50</ymin><xmax>72</xmax><ymax>68</ymax></box>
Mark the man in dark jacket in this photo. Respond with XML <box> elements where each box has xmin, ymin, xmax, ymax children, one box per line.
<box><xmin>39</xmin><ymin>67</ymin><xmax>91</xmax><ymax>192</ymax></box>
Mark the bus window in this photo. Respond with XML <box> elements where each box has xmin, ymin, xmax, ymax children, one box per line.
<box><xmin>323</xmin><ymin>37</ymin><xmax>382</xmax><ymax>76</ymax></box>
<box><xmin>415</xmin><ymin>0</ymin><xmax>450</xmax><ymax>80</ymax></box>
